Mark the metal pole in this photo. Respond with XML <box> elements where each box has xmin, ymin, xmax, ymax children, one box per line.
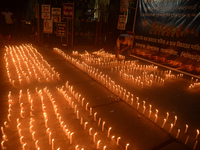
<box><xmin>132</xmin><ymin>0</ymin><xmax>139</xmax><ymax>34</ymax></box>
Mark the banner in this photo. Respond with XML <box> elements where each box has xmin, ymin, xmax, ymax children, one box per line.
<box><xmin>52</xmin><ymin>8</ymin><xmax>61</xmax><ymax>23</ymax></box>
<box><xmin>41</xmin><ymin>5</ymin><xmax>51</xmax><ymax>19</ymax></box>
<box><xmin>63</xmin><ymin>3</ymin><xmax>73</xmax><ymax>18</ymax></box>
<box><xmin>56</xmin><ymin>22</ymin><xmax>66</xmax><ymax>36</ymax></box>
<box><xmin>134</xmin><ymin>0</ymin><xmax>200</xmax><ymax>62</ymax></box>
<box><xmin>43</xmin><ymin>19</ymin><xmax>53</xmax><ymax>33</ymax></box>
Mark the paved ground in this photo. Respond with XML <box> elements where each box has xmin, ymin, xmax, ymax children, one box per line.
<box><xmin>0</xmin><ymin>42</ymin><xmax>199</xmax><ymax>150</ymax></box>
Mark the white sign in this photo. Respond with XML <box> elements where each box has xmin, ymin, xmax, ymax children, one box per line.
<box><xmin>52</xmin><ymin>8</ymin><xmax>61</xmax><ymax>22</ymax></box>
<box><xmin>41</xmin><ymin>5</ymin><xmax>51</xmax><ymax>19</ymax></box>
<box><xmin>117</xmin><ymin>15</ymin><xmax>127</xmax><ymax>30</ymax></box>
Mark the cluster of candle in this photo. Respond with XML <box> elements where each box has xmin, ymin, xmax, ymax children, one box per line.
<box><xmin>92</xmin><ymin>49</ymin><xmax>124</xmax><ymax>59</ymax></box>
<box><xmin>53</xmin><ymin>47</ymin><xmax>199</xmax><ymax>150</ymax></box>
<box><xmin>4</xmin><ymin>44</ymin><xmax>60</xmax><ymax>86</ymax></box>
<box><xmin>56</xmin><ymin>81</ymin><xmax>128</xmax><ymax>149</ymax></box>
<box><xmin>189</xmin><ymin>77</ymin><xmax>200</xmax><ymax>89</ymax></box>
<box><xmin>165</xmin><ymin>70</ymin><xmax>183</xmax><ymax>80</ymax></box>
<box><xmin>79</xmin><ymin>52</ymin><xmax>118</xmax><ymax>67</ymax></box>
<box><xmin>115</xmin><ymin>64</ymin><xmax>166</xmax><ymax>87</ymax></box>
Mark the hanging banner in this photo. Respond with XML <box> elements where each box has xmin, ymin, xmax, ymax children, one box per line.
<box><xmin>134</xmin><ymin>0</ymin><xmax>200</xmax><ymax>62</ymax></box>
<box><xmin>43</xmin><ymin>19</ymin><xmax>53</xmax><ymax>33</ymax></box>
<box><xmin>41</xmin><ymin>5</ymin><xmax>51</xmax><ymax>19</ymax></box>
<box><xmin>120</xmin><ymin>0</ymin><xmax>129</xmax><ymax>12</ymax></box>
<box><xmin>63</xmin><ymin>3</ymin><xmax>73</xmax><ymax>18</ymax></box>
<box><xmin>117</xmin><ymin>15</ymin><xmax>127</xmax><ymax>30</ymax></box>
<box><xmin>52</xmin><ymin>8</ymin><xmax>61</xmax><ymax>22</ymax></box>
<box><xmin>56</xmin><ymin>22</ymin><xmax>66</xmax><ymax>36</ymax></box>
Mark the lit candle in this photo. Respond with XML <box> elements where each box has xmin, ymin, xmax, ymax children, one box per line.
<box><xmin>107</xmin><ymin>127</ymin><xmax>111</xmax><ymax>137</ymax></box>
<box><xmin>176</xmin><ymin>129</ymin><xmax>180</xmax><ymax>139</ymax></box>
<box><xmin>7</xmin><ymin>114</ymin><xmax>11</xmax><ymax>121</ymax></box>
<box><xmin>49</xmin><ymin>132</ymin><xmax>51</xmax><ymax>145</ymax></box>
<box><xmin>166</xmin><ymin>112</ymin><xmax>169</xmax><ymax>121</ymax></box>
<box><xmin>125</xmin><ymin>143</ymin><xmax>129</xmax><ymax>150</ymax></box>
<box><xmin>185</xmin><ymin>124</ymin><xmax>188</xmax><ymax>134</ymax></box>
<box><xmin>143</xmin><ymin>106</ymin><xmax>146</xmax><ymax>114</ymax></box>
<box><xmin>161</xmin><ymin>119</ymin><xmax>166</xmax><ymax>128</ymax></box>
<box><xmin>94</xmin><ymin>112</ymin><xmax>97</xmax><ymax>121</ymax></box>
<box><xmin>174</xmin><ymin>116</ymin><xmax>177</xmax><ymax>126</ymax></box>
<box><xmin>93</xmin><ymin>132</ymin><xmax>97</xmax><ymax>143</ymax></box>
<box><xmin>1</xmin><ymin>141</ymin><xmax>6</xmax><ymax>149</ymax></box>
<box><xmin>80</xmin><ymin>117</ymin><xmax>83</xmax><ymax>125</ymax></box>
<box><xmin>195</xmin><ymin>129</ymin><xmax>199</xmax><ymax>140</ymax></box>
<box><xmin>149</xmin><ymin>110</ymin><xmax>152</xmax><ymax>118</ymax></box>
<box><xmin>90</xmin><ymin>107</ymin><xmax>92</xmax><ymax>116</ymax></box>
<box><xmin>1</xmin><ymin>127</ymin><xmax>5</xmax><ymax>135</ymax></box>
<box><xmin>89</xmin><ymin>128</ymin><xmax>92</xmax><ymax>135</ymax></box>
<box><xmin>52</xmin><ymin>139</ymin><xmax>54</xmax><ymax>150</ymax></box>
<box><xmin>102</xmin><ymin>121</ymin><xmax>105</xmax><ymax>131</ymax></box>
<box><xmin>193</xmin><ymin>140</ymin><xmax>198</xmax><ymax>150</ymax></box>
<box><xmin>82</xmin><ymin>98</ymin><xmax>84</xmax><ymax>107</ymax></box>
<box><xmin>97</xmin><ymin>140</ymin><xmax>101</xmax><ymax>149</ymax></box>
<box><xmin>84</xmin><ymin>122</ymin><xmax>88</xmax><ymax>130</ymax></box>
<box><xmin>155</xmin><ymin>114</ymin><xmax>158</xmax><ymax>123</ymax></box>
<box><xmin>137</xmin><ymin>103</ymin><xmax>140</xmax><ymax>109</ymax></box>
<box><xmin>75</xmin><ymin>145</ymin><xmax>79</xmax><ymax>150</ymax></box>
<box><xmin>4</xmin><ymin>122</ymin><xmax>8</xmax><ymax>128</ymax></box>
<box><xmin>131</xmin><ymin>98</ymin><xmax>133</xmax><ymax>106</ymax></box>
<box><xmin>46</xmin><ymin>128</ymin><xmax>50</xmax><ymax>134</ymax></box>
<box><xmin>22</xmin><ymin>143</ymin><xmax>26</xmax><ymax>150</ymax></box>
<box><xmin>32</xmin><ymin>131</ymin><xmax>36</xmax><ymax>141</ymax></box>
<box><xmin>184</xmin><ymin>136</ymin><xmax>189</xmax><ymax>144</ymax></box>
<box><xmin>86</xmin><ymin>103</ymin><xmax>89</xmax><ymax>111</ymax></box>
<box><xmin>45</xmin><ymin>119</ymin><xmax>48</xmax><ymax>128</ymax></box>
<box><xmin>169</xmin><ymin>123</ymin><xmax>173</xmax><ymax>133</ymax></box>
<box><xmin>103</xmin><ymin>146</ymin><xmax>106</xmax><ymax>150</ymax></box>
<box><xmin>98</xmin><ymin>118</ymin><xmax>101</xmax><ymax>126</ymax></box>
<box><xmin>116</xmin><ymin>137</ymin><xmax>121</xmax><ymax>145</ymax></box>
<box><xmin>70</xmin><ymin>132</ymin><xmax>74</xmax><ymax>144</ymax></box>
<box><xmin>155</xmin><ymin>109</ymin><xmax>158</xmax><ymax>115</ymax></box>
<box><xmin>76</xmin><ymin>111</ymin><xmax>79</xmax><ymax>119</ymax></box>
<box><xmin>20</xmin><ymin>136</ymin><xmax>24</xmax><ymax>145</ymax></box>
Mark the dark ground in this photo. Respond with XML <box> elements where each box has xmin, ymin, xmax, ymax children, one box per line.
<box><xmin>0</xmin><ymin>40</ymin><xmax>199</xmax><ymax>150</ymax></box>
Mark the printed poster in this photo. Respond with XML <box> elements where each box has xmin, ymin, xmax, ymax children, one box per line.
<box><xmin>52</xmin><ymin>8</ymin><xmax>61</xmax><ymax>23</ymax></box>
<box><xmin>117</xmin><ymin>15</ymin><xmax>127</xmax><ymax>30</ymax></box>
<box><xmin>56</xmin><ymin>22</ymin><xmax>66</xmax><ymax>36</ymax></box>
<box><xmin>43</xmin><ymin>19</ymin><xmax>53</xmax><ymax>33</ymax></box>
<box><xmin>41</xmin><ymin>5</ymin><xmax>51</xmax><ymax>19</ymax></box>
<box><xmin>63</xmin><ymin>3</ymin><xmax>73</xmax><ymax>18</ymax></box>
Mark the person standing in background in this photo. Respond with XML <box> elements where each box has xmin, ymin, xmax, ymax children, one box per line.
<box><xmin>1</xmin><ymin>8</ymin><xmax>14</xmax><ymax>40</ymax></box>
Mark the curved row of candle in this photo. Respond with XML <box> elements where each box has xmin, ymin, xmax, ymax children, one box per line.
<box><xmin>57</xmin><ymin>82</ymin><xmax>129</xmax><ymax>150</ymax></box>
<box><xmin>4</xmin><ymin>44</ymin><xmax>60</xmax><ymax>86</ymax></box>
<box><xmin>53</xmin><ymin>47</ymin><xmax>199</xmax><ymax>150</ymax></box>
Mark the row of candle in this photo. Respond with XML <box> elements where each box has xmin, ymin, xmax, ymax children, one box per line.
<box><xmin>4</xmin><ymin>44</ymin><xmax>60</xmax><ymax>86</ymax></box>
<box><xmin>189</xmin><ymin>82</ymin><xmax>200</xmax><ymax>89</ymax></box>
<box><xmin>57</xmin><ymin>82</ymin><xmax>130</xmax><ymax>150</ymax></box>
<box><xmin>92</xmin><ymin>49</ymin><xmax>125</xmax><ymax>60</ymax></box>
<box><xmin>53</xmin><ymin>47</ymin><xmax>199</xmax><ymax>149</ymax></box>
